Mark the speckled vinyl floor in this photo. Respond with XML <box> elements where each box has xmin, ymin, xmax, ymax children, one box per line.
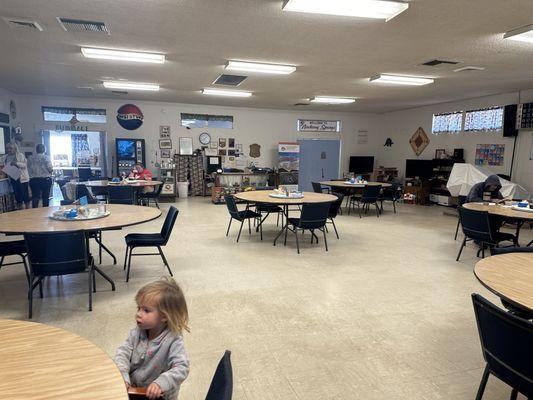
<box><xmin>1</xmin><ymin>198</ymin><xmax>532</xmax><ymax>399</ymax></box>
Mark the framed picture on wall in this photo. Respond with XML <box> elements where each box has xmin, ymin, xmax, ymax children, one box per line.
<box><xmin>435</xmin><ymin>149</ymin><xmax>446</xmax><ymax>159</ymax></box>
<box><xmin>159</xmin><ymin>139</ymin><xmax>172</xmax><ymax>149</ymax></box>
<box><xmin>228</xmin><ymin>138</ymin><xmax>235</xmax><ymax>148</ymax></box>
<box><xmin>159</xmin><ymin>126</ymin><xmax>171</xmax><ymax>138</ymax></box>
<box><xmin>161</xmin><ymin>149</ymin><xmax>171</xmax><ymax>158</ymax></box>
<box><xmin>219</xmin><ymin>138</ymin><xmax>226</xmax><ymax>148</ymax></box>
<box><xmin>179</xmin><ymin>137</ymin><xmax>193</xmax><ymax>155</ymax></box>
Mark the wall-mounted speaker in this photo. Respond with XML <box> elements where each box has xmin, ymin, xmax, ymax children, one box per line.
<box><xmin>503</xmin><ymin>104</ymin><xmax>519</xmax><ymax>137</ymax></box>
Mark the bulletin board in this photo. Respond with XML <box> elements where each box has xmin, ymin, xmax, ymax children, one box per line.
<box><xmin>475</xmin><ymin>144</ymin><xmax>505</xmax><ymax>166</ymax></box>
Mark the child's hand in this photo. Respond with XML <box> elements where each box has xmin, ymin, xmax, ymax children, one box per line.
<box><xmin>146</xmin><ymin>382</ymin><xmax>163</xmax><ymax>399</ymax></box>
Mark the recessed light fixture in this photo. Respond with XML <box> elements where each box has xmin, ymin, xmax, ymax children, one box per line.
<box><xmin>310</xmin><ymin>96</ymin><xmax>356</xmax><ymax>104</ymax></box>
<box><xmin>82</xmin><ymin>47</ymin><xmax>165</xmax><ymax>64</ymax></box>
<box><xmin>504</xmin><ymin>24</ymin><xmax>533</xmax><ymax>43</ymax></box>
<box><xmin>103</xmin><ymin>81</ymin><xmax>160</xmax><ymax>91</ymax></box>
<box><xmin>202</xmin><ymin>88</ymin><xmax>252</xmax><ymax>97</ymax></box>
<box><xmin>369</xmin><ymin>74</ymin><xmax>434</xmax><ymax>85</ymax></box>
<box><xmin>282</xmin><ymin>0</ymin><xmax>408</xmax><ymax>21</ymax></box>
<box><xmin>225</xmin><ymin>60</ymin><xmax>296</xmax><ymax>75</ymax></box>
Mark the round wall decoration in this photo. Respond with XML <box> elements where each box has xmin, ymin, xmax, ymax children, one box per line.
<box><xmin>116</xmin><ymin>104</ymin><xmax>144</xmax><ymax>130</ymax></box>
<box><xmin>199</xmin><ymin>132</ymin><xmax>211</xmax><ymax>145</ymax></box>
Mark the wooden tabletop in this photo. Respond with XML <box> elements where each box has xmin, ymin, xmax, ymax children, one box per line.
<box><xmin>463</xmin><ymin>202</ymin><xmax>533</xmax><ymax>221</ymax></box>
<box><xmin>0</xmin><ymin>204</ymin><xmax>161</xmax><ymax>233</ymax></box>
<box><xmin>320</xmin><ymin>180</ymin><xmax>392</xmax><ymax>188</ymax></box>
<box><xmin>0</xmin><ymin>319</ymin><xmax>128</xmax><ymax>400</ymax></box>
<box><xmin>78</xmin><ymin>180</ymin><xmax>163</xmax><ymax>188</ymax></box>
<box><xmin>234</xmin><ymin>190</ymin><xmax>338</xmax><ymax>205</ymax></box>
<box><xmin>474</xmin><ymin>253</ymin><xmax>533</xmax><ymax>312</ymax></box>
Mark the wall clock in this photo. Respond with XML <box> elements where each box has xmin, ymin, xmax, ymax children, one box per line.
<box><xmin>199</xmin><ymin>132</ymin><xmax>211</xmax><ymax>145</ymax></box>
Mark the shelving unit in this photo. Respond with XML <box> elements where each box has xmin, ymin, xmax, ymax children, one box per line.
<box><xmin>174</xmin><ymin>154</ymin><xmax>206</xmax><ymax>197</ymax></box>
<box><xmin>211</xmin><ymin>173</ymin><xmax>277</xmax><ymax>204</ymax></box>
<box><xmin>158</xmin><ymin>166</ymin><xmax>176</xmax><ymax>201</ymax></box>
<box><xmin>429</xmin><ymin>158</ymin><xmax>464</xmax><ymax>206</ymax></box>
<box><xmin>374</xmin><ymin>166</ymin><xmax>398</xmax><ymax>182</ymax></box>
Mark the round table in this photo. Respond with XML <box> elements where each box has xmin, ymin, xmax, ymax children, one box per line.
<box><xmin>320</xmin><ymin>180</ymin><xmax>392</xmax><ymax>189</ymax></box>
<box><xmin>0</xmin><ymin>204</ymin><xmax>161</xmax><ymax>233</ymax></box>
<box><xmin>474</xmin><ymin>253</ymin><xmax>533</xmax><ymax>312</ymax></box>
<box><xmin>0</xmin><ymin>319</ymin><xmax>128</xmax><ymax>399</ymax></box>
<box><xmin>234</xmin><ymin>191</ymin><xmax>337</xmax><ymax>245</ymax></box>
<box><xmin>81</xmin><ymin>180</ymin><xmax>163</xmax><ymax>188</ymax></box>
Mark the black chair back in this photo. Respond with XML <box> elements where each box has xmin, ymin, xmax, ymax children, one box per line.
<box><xmin>472</xmin><ymin>293</ymin><xmax>533</xmax><ymax>397</ymax></box>
<box><xmin>78</xmin><ymin>167</ymin><xmax>92</xmax><ymax>182</ymax></box>
<box><xmin>160</xmin><ymin>206</ymin><xmax>179</xmax><ymax>244</ymax></box>
<box><xmin>329</xmin><ymin>193</ymin><xmax>344</xmax><ymax>218</ymax></box>
<box><xmin>153</xmin><ymin>183</ymin><xmax>164</xmax><ymax>196</ymax></box>
<box><xmin>24</xmin><ymin>231</ymin><xmax>89</xmax><ymax>277</ymax></box>
<box><xmin>108</xmin><ymin>186</ymin><xmax>135</xmax><ymax>204</ymax></box>
<box><xmin>361</xmin><ymin>185</ymin><xmax>381</xmax><ymax>202</ymax></box>
<box><xmin>382</xmin><ymin>183</ymin><xmax>402</xmax><ymax>200</ymax></box>
<box><xmin>205</xmin><ymin>350</ymin><xmax>233</xmax><ymax>400</ymax></box>
<box><xmin>458</xmin><ymin>195</ymin><xmax>467</xmax><ymax>207</ymax></box>
<box><xmin>76</xmin><ymin>184</ymin><xmax>97</xmax><ymax>203</ymax></box>
<box><xmin>224</xmin><ymin>195</ymin><xmax>240</xmax><ymax>219</ymax></box>
<box><xmin>458</xmin><ymin>207</ymin><xmax>494</xmax><ymax>243</ymax></box>
<box><xmin>298</xmin><ymin>202</ymin><xmax>330</xmax><ymax>229</ymax></box>
<box><xmin>311</xmin><ymin>182</ymin><xmax>323</xmax><ymax>193</ymax></box>
<box><xmin>490</xmin><ymin>247</ymin><xmax>533</xmax><ymax>256</ymax></box>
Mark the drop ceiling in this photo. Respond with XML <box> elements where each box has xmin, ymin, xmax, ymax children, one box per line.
<box><xmin>1</xmin><ymin>0</ymin><xmax>533</xmax><ymax>113</ymax></box>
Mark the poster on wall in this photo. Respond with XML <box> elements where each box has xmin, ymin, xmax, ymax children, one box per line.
<box><xmin>475</xmin><ymin>144</ymin><xmax>505</xmax><ymax>166</ymax></box>
<box><xmin>278</xmin><ymin>142</ymin><xmax>299</xmax><ymax>171</ymax></box>
<box><xmin>357</xmin><ymin>130</ymin><xmax>368</xmax><ymax>145</ymax></box>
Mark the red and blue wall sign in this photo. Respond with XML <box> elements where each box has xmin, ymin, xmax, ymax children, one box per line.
<box><xmin>116</xmin><ymin>104</ymin><xmax>144</xmax><ymax>130</ymax></box>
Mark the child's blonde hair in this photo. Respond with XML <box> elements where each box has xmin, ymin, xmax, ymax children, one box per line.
<box><xmin>135</xmin><ymin>277</ymin><xmax>189</xmax><ymax>334</ymax></box>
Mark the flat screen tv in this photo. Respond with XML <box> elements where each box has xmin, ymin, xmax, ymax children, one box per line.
<box><xmin>349</xmin><ymin>156</ymin><xmax>374</xmax><ymax>173</ymax></box>
<box><xmin>405</xmin><ymin>159</ymin><xmax>434</xmax><ymax>179</ymax></box>
<box><xmin>116</xmin><ymin>139</ymin><xmax>136</xmax><ymax>160</ymax></box>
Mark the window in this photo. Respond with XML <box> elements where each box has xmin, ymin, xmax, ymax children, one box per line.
<box><xmin>42</xmin><ymin>107</ymin><xmax>107</xmax><ymax>123</ymax></box>
<box><xmin>464</xmin><ymin>107</ymin><xmax>503</xmax><ymax>132</ymax></box>
<box><xmin>180</xmin><ymin>113</ymin><xmax>233</xmax><ymax>129</ymax></box>
<box><xmin>432</xmin><ymin>111</ymin><xmax>463</xmax><ymax>134</ymax></box>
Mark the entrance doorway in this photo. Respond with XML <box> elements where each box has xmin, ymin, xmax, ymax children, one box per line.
<box><xmin>298</xmin><ymin>139</ymin><xmax>341</xmax><ymax>192</ymax></box>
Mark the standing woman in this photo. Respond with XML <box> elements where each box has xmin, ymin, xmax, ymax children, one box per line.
<box><xmin>28</xmin><ymin>144</ymin><xmax>53</xmax><ymax>208</ymax></box>
<box><xmin>0</xmin><ymin>142</ymin><xmax>30</xmax><ymax>209</ymax></box>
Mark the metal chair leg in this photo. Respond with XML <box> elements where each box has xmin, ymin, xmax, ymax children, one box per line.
<box><xmin>510</xmin><ymin>388</ymin><xmax>518</xmax><ymax>400</ymax></box>
<box><xmin>295</xmin><ymin>228</ymin><xmax>300</xmax><ymax>254</ymax></box>
<box><xmin>126</xmin><ymin>247</ymin><xmax>134</xmax><ymax>282</ymax></box>
<box><xmin>123</xmin><ymin>246</ymin><xmax>129</xmax><ymax>271</ymax></box>
<box><xmin>475</xmin><ymin>365</ymin><xmax>490</xmax><ymax>400</ymax></box>
<box><xmin>454</xmin><ymin>218</ymin><xmax>460</xmax><ymax>240</ymax></box>
<box><xmin>226</xmin><ymin>218</ymin><xmax>233</xmax><ymax>237</ymax></box>
<box><xmin>88</xmin><ymin>266</ymin><xmax>93</xmax><ymax>312</ymax></box>
<box><xmin>28</xmin><ymin>277</ymin><xmax>33</xmax><ymax>319</ymax></box>
<box><xmin>158</xmin><ymin>246</ymin><xmax>173</xmax><ymax>276</ymax></box>
<box><xmin>248</xmin><ymin>218</ymin><xmax>251</xmax><ymax>234</ymax></box>
<box><xmin>237</xmin><ymin>219</ymin><xmax>245</xmax><ymax>242</ymax></box>
<box><xmin>456</xmin><ymin>237</ymin><xmax>467</xmax><ymax>261</ymax></box>
<box><xmin>331</xmin><ymin>218</ymin><xmax>339</xmax><ymax>239</ymax></box>
<box><xmin>322</xmin><ymin>228</ymin><xmax>328</xmax><ymax>251</ymax></box>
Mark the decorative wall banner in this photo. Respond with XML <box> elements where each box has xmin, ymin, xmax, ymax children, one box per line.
<box><xmin>117</xmin><ymin>104</ymin><xmax>144</xmax><ymax>130</ymax></box>
<box><xmin>297</xmin><ymin>119</ymin><xmax>340</xmax><ymax>132</ymax></box>
<box><xmin>55</xmin><ymin>124</ymin><xmax>88</xmax><ymax>131</ymax></box>
<box><xmin>475</xmin><ymin>144</ymin><xmax>505</xmax><ymax>166</ymax></box>
<box><xmin>409</xmin><ymin>127</ymin><xmax>430</xmax><ymax>156</ymax></box>
<box><xmin>278</xmin><ymin>142</ymin><xmax>299</xmax><ymax>171</ymax></box>
<box><xmin>357</xmin><ymin>130</ymin><xmax>368</xmax><ymax>144</ymax></box>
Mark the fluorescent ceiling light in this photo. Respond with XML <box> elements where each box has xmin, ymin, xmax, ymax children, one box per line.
<box><xmin>504</xmin><ymin>24</ymin><xmax>533</xmax><ymax>43</ymax></box>
<box><xmin>103</xmin><ymin>81</ymin><xmax>160</xmax><ymax>91</ymax></box>
<box><xmin>225</xmin><ymin>60</ymin><xmax>296</xmax><ymax>74</ymax></box>
<box><xmin>310</xmin><ymin>96</ymin><xmax>356</xmax><ymax>104</ymax></box>
<box><xmin>282</xmin><ymin>0</ymin><xmax>408</xmax><ymax>21</ymax></box>
<box><xmin>82</xmin><ymin>47</ymin><xmax>165</xmax><ymax>64</ymax></box>
<box><xmin>369</xmin><ymin>74</ymin><xmax>434</xmax><ymax>86</ymax></box>
<box><xmin>202</xmin><ymin>88</ymin><xmax>252</xmax><ymax>97</ymax></box>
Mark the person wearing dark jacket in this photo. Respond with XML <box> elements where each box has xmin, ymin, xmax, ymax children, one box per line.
<box><xmin>466</xmin><ymin>175</ymin><xmax>504</xmax><ymax>203</ymax></box>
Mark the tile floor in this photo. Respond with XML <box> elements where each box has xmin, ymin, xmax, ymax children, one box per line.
<box><xmin>1</xmin><ymin>198</ymin><xmax>532</xmax><ymax>399</ymax></box>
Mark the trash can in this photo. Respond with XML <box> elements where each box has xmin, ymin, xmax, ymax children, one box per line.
<box><xmin>177</xmin><ymin>181</ymin><xmax>189</xmax><ymax>198</ymax></box>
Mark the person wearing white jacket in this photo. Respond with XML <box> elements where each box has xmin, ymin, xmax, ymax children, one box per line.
<box><xmin>0</xmin><ymin>142</ymin><xmax>30</xmax><ymax>209</ymax></box>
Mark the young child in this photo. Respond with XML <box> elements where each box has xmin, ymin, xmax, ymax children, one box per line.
<box><xmin>115</xmin><ymin>278</ymin><xmax>190</xmax><ymax>400</ymax></box>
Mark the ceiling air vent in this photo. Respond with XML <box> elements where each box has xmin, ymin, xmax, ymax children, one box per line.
<box><xmin>213</xmin><ymin>74</ymin><xmax>247</xmax><ymax>86</ymax></box>
<box><xmin>112</xmin><ymin>90</ymin><xmax>128</xmax><ymax>95</ymax></box>
<box><xmin>57</xmin><ymin>17</ymin><xmax>110</xmax><ymax>34</ymax></box>
<box><xmin>4</xmin><ymin>18</ymin><xmax>44</xmax><ymax>31</ymax></box>
<box><xmin>454</xmin><ymin>66</ymin><xmax>486</xmax><ymax>73</ymax></box>
<box><xmin>421</xmin><ymin>59</ymin><xmax>459</xmax><ymax>66</ymax></box>
<box><xmin>294</xmin><ymin>103</ymin><xmax>309</xmax><ymax>106</ymax></box>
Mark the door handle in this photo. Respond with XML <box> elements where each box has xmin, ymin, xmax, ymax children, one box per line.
<box><xmin>321</xmin><ymin>168</ymin><xmax>324</xmax><ymax>178</ymax></box>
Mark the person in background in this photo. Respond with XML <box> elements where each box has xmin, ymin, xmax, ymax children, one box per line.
<box><xmin>28</xmin><ymin>144</ymin><xmax>53</xmax><ymax>208</ymax></box>
<box><xmin>114</xmin><ymin>278</ymin><xmax>190</xmax><ymax>400</ymax></box>
<box><xmin>0</xmin><ymin>142</ymin><xmax>30</xmax><ymax>209</ymax></box>
<box><xmin>129</xmin><ymin>162</ymin><xmax>153</xmax><ymax>181</ymax></box>
<box><xmin>466</xmin><ymin>175</ymin><xmax>505</xmax><ymax>203</ymax></box>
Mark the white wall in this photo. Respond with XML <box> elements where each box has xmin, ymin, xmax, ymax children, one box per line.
<box><xmin>15</xmin><ymin>94</ymin><xmax>382</xmax><ymax>177</ymax></box>
<box><xmin>376</xmin><ymin>91</ymin><xmax>533</xmax><ymax>194</ymax></box>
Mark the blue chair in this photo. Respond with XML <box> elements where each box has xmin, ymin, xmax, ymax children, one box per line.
<box><xmin>24</xmin><ymin>231</ymin><xmax>100</xmax><ymax>319</ymax></box>
<box><xmin>108</xmin><ymin>185</ymin><xmax>136</xmax><ymax>205</ymax></box>
<box><xmin>0</xmin><ymin>239</ymin><xmax>29</xmax><ymax>284</ymax></box>
<box><xmin>224</xmin><ymin>195</ymin><xmax>261</xmax><ymax>242</ymax></box>
<box><xmin>349</xmin><ymin>185</ymin><xmax>381</xmax><ymax>218</ymax></box>
<box><xmin>124</xmin><ymin>206</ymin><xmax>178</xmax><ymax>282</ymax></box>
<box><xmin>472</xmin><ymin>293</ymin><xmax>533</xmax><ymax>399</ymax></box>
<box><xmin>327</xmin><ymin>192</ymin><xmax>344</xmax><ymax>239</ymax></box>
<box><xmin>205</xmin><ymin>350</ymin><xmax>233</xmax><ymax>400</ymax></box>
